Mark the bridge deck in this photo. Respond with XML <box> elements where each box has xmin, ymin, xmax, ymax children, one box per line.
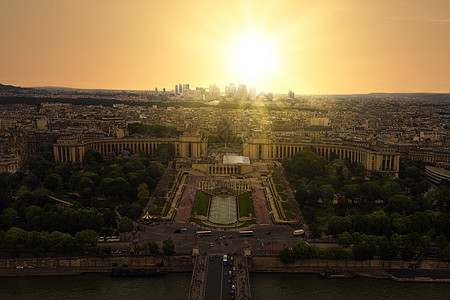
<box><xmin>189</xmin><ymin>253</ymin><xmax>251</xmax><ymax>300</ymax></box>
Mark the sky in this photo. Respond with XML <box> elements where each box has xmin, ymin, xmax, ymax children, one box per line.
<box><xmin>0</xmin><ymin>0</ymin><xmax>449</xmax><ymax>94</ymax></box>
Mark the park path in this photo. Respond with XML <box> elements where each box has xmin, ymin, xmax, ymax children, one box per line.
<box><xmin>174</xmin><ymin>176</ymin><xmax>200</xmax><ymax>222</ymax></box>
<box><xmin>251</xmin><ymin>183</ymin><xmax>271</xmax><ymax>225</ymax></box>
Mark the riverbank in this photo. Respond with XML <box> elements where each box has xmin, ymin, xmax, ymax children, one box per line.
<box><xmin>1</xmin><ymin>255</ymin><xmax>450</xmax><ymax>284</ymax></box>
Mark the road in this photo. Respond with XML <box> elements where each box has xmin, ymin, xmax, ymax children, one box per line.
<box><xmin>204</xmin><ymin>254</ymin><xmax>236</xmax><ymax>300</ymax></box>
<box><xmin>137</xmin><ymin>223</ymin><xmax>312</xmax><ymax>255</ymax></box>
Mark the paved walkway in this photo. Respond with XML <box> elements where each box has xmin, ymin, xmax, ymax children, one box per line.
<box><xmin>251</xmin><ymin>183</ymin><xmax>271</xmax><ymax>225</ymax></box>
<box><xmin>175</xmin><ymin>176</ymin><xmax>200</xmax><ymax>222</ymax></box>
<box><xmin>188</xmin><ymin>255</ymin><xmax>208</xmax><ymax>300</ymax></box>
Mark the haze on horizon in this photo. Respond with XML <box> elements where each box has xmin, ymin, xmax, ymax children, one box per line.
<box><xmin>0</xmin><ymin>0</ymin><xmax>449</xmax><ymax>94</ymax></box>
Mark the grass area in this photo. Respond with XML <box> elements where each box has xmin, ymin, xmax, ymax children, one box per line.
<box><xmin>238</xmin><ymin>192</ymin><xmax>255</xmax><ymax>217</ymax></box>
<box><xmin>189</xmin><ymin>217</ymin><xmax>205</xmax><ymax>226</ymax></box>
<box><xmin>281</xmin><ymin>201</ymin><xmax>290</xmax><ymax>211</ymax></box>
<box><xmin>191</xmin><ymin>191</ymin><xmax>211</xmax><ymax>216</ymax></box>
<box><xmin>167</xmin><ymin>180</ymin><xmax>174</xmax><ymax>190</ymax></box>
<box><xmin>151</xmin><ymin>207</ymin><xmax>163</xmax><ymax>215</ymax></box>
<box><xmin>189</xmin><ymin>218</ymin><xmax>256</xmax><ymax>229</ymax></box>
<box><xmin>284</xmin><ymin>211</ymin><xmax>296</xmax><ymax>220</ymax></box>
<box><xmin>272</xmin><ymin>175</ymin><xmax>281</xmax><ymax>185</ymax></box>
<box><xmin>156</xmin><ymin>197</ymin><xmax>166</xmax><ymax>207</ymax></box>
<box><xmin>275</xmin><ymin>184</ymin><xmax>284</xmax><ymax>194</ymax></box>
<box><xmin>279</xmin><ymin>193</ymin><xmax>288</xmax><ymax>201</ymax></box>
<box><xmin>235</xmin><ymin>219</ymin><xmax>257</xmax><ymax>228</ymax></box>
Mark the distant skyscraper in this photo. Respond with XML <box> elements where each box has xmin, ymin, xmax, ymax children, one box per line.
<box><xmin>163</xmin><ymin>88</ymin><xmax>166</xmax><ymax>93</ymax></box>
<box><xmin>225</xmin><ymin>83</ymin><xmax>236</xmax><ymax>97</ymax></box>
<box><xmin>175</xmin><ymin>84</ymin><xmax>178</xmax><ymax>95</ymax></box>
<box><xmin>155</xmin><ymin>87</ymin><xmax>158</xmax><ymax>93</ymax></box>
<box><xmin>209</xmin><ymin>84</ymin><xmax>220</xmax><ymax>97</ymax></box>
<box><xmin>239</xmin><ymin>84</ymin><xmax>248</xmax><ymax>101</ymax></box>
<box><xmin>179</xmin><ymin>83</ymin><xmax>182</xmax><ymax>94</ymax></box>
<box><xmin>249</xmin><ymin>87</ymin><xmax>256</xmax><ymax>100</ymax></box>
<box><xmin>288</xmin><ymin>90</ymin><xmax>294</xmax><ymax>99</ymax></box>
<box><xmin>183</xmin><ymin>84</ymin><xmax>190</xmax><ymax>91</ymax></box>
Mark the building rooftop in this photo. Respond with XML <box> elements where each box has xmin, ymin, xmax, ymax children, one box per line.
<box><xmin>223</xmin><ymin>155</ymin><xmax>250</xmax><ymax>165</ymax></box>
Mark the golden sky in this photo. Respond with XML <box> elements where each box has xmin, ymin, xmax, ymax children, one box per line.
<box><xmin>1</xmin><ymin>0</ymin><xmax>449</xmax><ymax>94</ymax></box>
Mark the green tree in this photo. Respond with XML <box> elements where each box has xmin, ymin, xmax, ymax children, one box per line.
<box><xmin>338</xmin><ymin>232</ymin><xmax>353</xmax><ymax>248</ymax></box>
<box><xmin>103</xmin><ymin>210</ymin><xmax>118</xmax><ymax>229</ymax></box>
<box><xmin>286</xmin><ymin>150</ymin><xmax>327</xmax><ymax>180</ymax></box>
<box><xmin>43</xmin><ymin>173</ymin><xmax>63</xmax><ymax>192</ymax></box>
<box><xmin>147</xmin><ymin>241</ymin><xmax>159</xmax><ymax>256</ymax></box>
<box><xmin>23</xmin><ymin>173</ymin><xmax>40</xmax><ymax>190</ymax></box>
<box><xmin>342</xmin><ymin>184</ymin><xmax>360</xmax><ymax>203</ymax></box>
<box><xmin>279</xmin><ymin>247</ymin><xmax>296</xmax><ymax>264</ymax></box>
<box><xmin>49</xmin><ymin>231</ymin><xmax>73</xmax><ymax>254</ymax></box>
<box><xmin>386</xmin><ymin>194</ymin><xmax>414</xmax><ymax>215</ymax></box>
<box><xmin>25</xmin><ymin>231</ymin><xmax>50</xmax><ymax>257</ymax></box>
<box><xmin>137</xmin><ymin>183</ymin><xmax>150</xmax><ymax>204</ymax></box>
<box><xmin>85</xmin><ymin>149</ymin><xmax>103</xmax><ymax>165</ymax></box>
<box><xmin>74</xmin><ymin>230</ymin><xmax>99</xmax><ymax>254</ymax></box>
<box><xmin>3</xmin><ymin>227</ymin><xmax>26</xmax><ymax>251</ymax></box>
<box><xmin>25</xmin><ymin>205</ymin><xmax>43</xmax><ymax>229</ymax></box>
<box><xmin>118</xmin><ymin>216</ymin><xmax>133</xmax><ymax>233</ymax></box>
<box><xmin>162</xmin><ymin>238</ymin><xmax>175</xmax><ymax>256</ymax></box>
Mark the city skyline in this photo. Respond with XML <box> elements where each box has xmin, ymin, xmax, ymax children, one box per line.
<box><xmin>1</xmin><ymin>0</ymin><xmax>449</xmax><ymax>94</ymax></box>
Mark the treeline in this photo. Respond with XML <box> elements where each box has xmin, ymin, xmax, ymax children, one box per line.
<box><xmin>328</xmin><ymin>210</ymin><xmax>450</xmax><ymax>239</ymax></box>
<box><xmin>1</xmin><ymin>144</ymin><xmax>164</xmax><ymax>219</ymax></box>
<box><xmin>131</xmin><ymin>239</ymin><xmax>175</xmax><ymax>257</ymax></box>
<box><xmin>280</xmin><ymin>231</ymin><xmax>450</xmax><ymax>263</ymax></box>
<box><xmin>282</xmin><ymin>149</ymin><xmax>448</xmax><ymax>233</ymax></box>
<box><xmin>279</xmin><ymin>241</ymin><xmax>353</xmax><ymax>263</ymax></box>
<box><xmin>0</xmin><ymin>96</ymin><xmax>210</xmax><ymax>109</ymax></box>
<box><xmin>0</xmin><ymin>143</ymin><xmax>165</xmax><ymax>257</ymax></box>
<box><xmin>128</xmin><ymin>123</ymin><xmax>181</xmax><ymax>138</ymax></box>
<box><xmin>0</xmin><ymin>228</ymin><xmax>98</xmax><ymax>258</ymax></box>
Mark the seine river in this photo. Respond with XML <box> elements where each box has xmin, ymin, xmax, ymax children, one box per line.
<box><xmin>1</xmin><ymin>272</ymin><xmax>449</xmax><ymax>299</ymax></box>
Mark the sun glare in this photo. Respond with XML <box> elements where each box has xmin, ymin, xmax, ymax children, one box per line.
<box><xmin>227</xmin><ymin>34</ymin><xmax>280</xmax><ymax>87</ymax></box>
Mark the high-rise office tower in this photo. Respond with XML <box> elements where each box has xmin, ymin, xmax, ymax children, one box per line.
<box><xmin>249</xmin><ymin>87</ymin><xmax>256</xmax><ymax>100</ymax></box>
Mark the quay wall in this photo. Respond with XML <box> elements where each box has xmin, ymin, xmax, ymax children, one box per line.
<box><xmin>249</xmin><ymin>256</ymin><xmax>450</xmax><ymax>272</ymax></box>
<box><xmin>1</xmin><ymin>255</ymin><xmax>449</xmax><ymax>277</ymax></box>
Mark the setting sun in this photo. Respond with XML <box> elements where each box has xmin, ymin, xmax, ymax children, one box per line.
<box><xmin>228</xmin><ymin>33</ymin><xmax>280</xmax><ymax>87</ymax></box>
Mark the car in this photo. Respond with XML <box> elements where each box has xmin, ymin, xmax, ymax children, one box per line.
<box><xmin>231</xmin><ymin>284</ymin><xmax>235</xmax><ymax>290</ymax></box>
<box><xmin>50</xmin><ymin>266</ymin><xmax>57</xmax><ymax>269</ymax></box>
<box><xmin>228</xmin><ymin>235</ymin><xmax>233</xmax><ymax>239</ymax></box>
<box><xmin>174</xmin><ymin>229</ymin><xmax>181</xmax><ymax>234</ymax></box>
<box><xmin>180</xmin><ymin>228</ymin><xmax>187</xmax><ymax>231</ymax></box>
<box><xmin>210</xmin><ymin>243</ymin><xmax>213</xmax><ymax>247</ymax></box>
<box><xmin>16</xmin><ymin>266</ymin><xmax>24</xmax><ymax>269</ymax></box>
<box><xmin>28</xmin><ymin>266</ymin><xmax>35</xmax><ymax>269</ymax></box>
<box><xmin>266</xmin><ymin>231</ymin><xmax>271</xmax><ymax>234</ymax></box>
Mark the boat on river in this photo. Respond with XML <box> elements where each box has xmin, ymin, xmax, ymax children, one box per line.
<box><xmin>111</xmin><ymin>268</ymin><xmax>166</xmax><ymax>277</ymax></box>
<box><xmin>318</xmin><ymin>269</ymin><xmax>356</xmax><ymax>279</ymax></box>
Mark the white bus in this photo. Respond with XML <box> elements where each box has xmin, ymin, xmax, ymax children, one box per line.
<box><xmin>239</xmin><ymin>230</ymin><xmax>254</xmax><ymax>236</ymax></box>
<box><xmin>196</xmin><ymin>230</ymin><xmax>212</xmax><ymax>236</ymax></box>
<box><xmin>293</xmin><ymin>229</ymin><xmax>305</xmax><ymax>236</ymax></box>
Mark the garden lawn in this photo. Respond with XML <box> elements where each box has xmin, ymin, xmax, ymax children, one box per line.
<box><xmin>238</xmin><ymin>192</ymin><xmax>255</xmax><ymax>217</ymax></box>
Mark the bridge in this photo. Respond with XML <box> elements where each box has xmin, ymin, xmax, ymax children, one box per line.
<box><xmin>188</xmin><ymin>252</ymin><xmax>251</xmax><ymax>300</ymax></box>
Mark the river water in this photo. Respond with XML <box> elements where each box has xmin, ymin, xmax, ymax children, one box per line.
<box><xmin>0</xmin><ymin>272</ymin><xmax>449</xmax><ymax>299</ymax></box>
